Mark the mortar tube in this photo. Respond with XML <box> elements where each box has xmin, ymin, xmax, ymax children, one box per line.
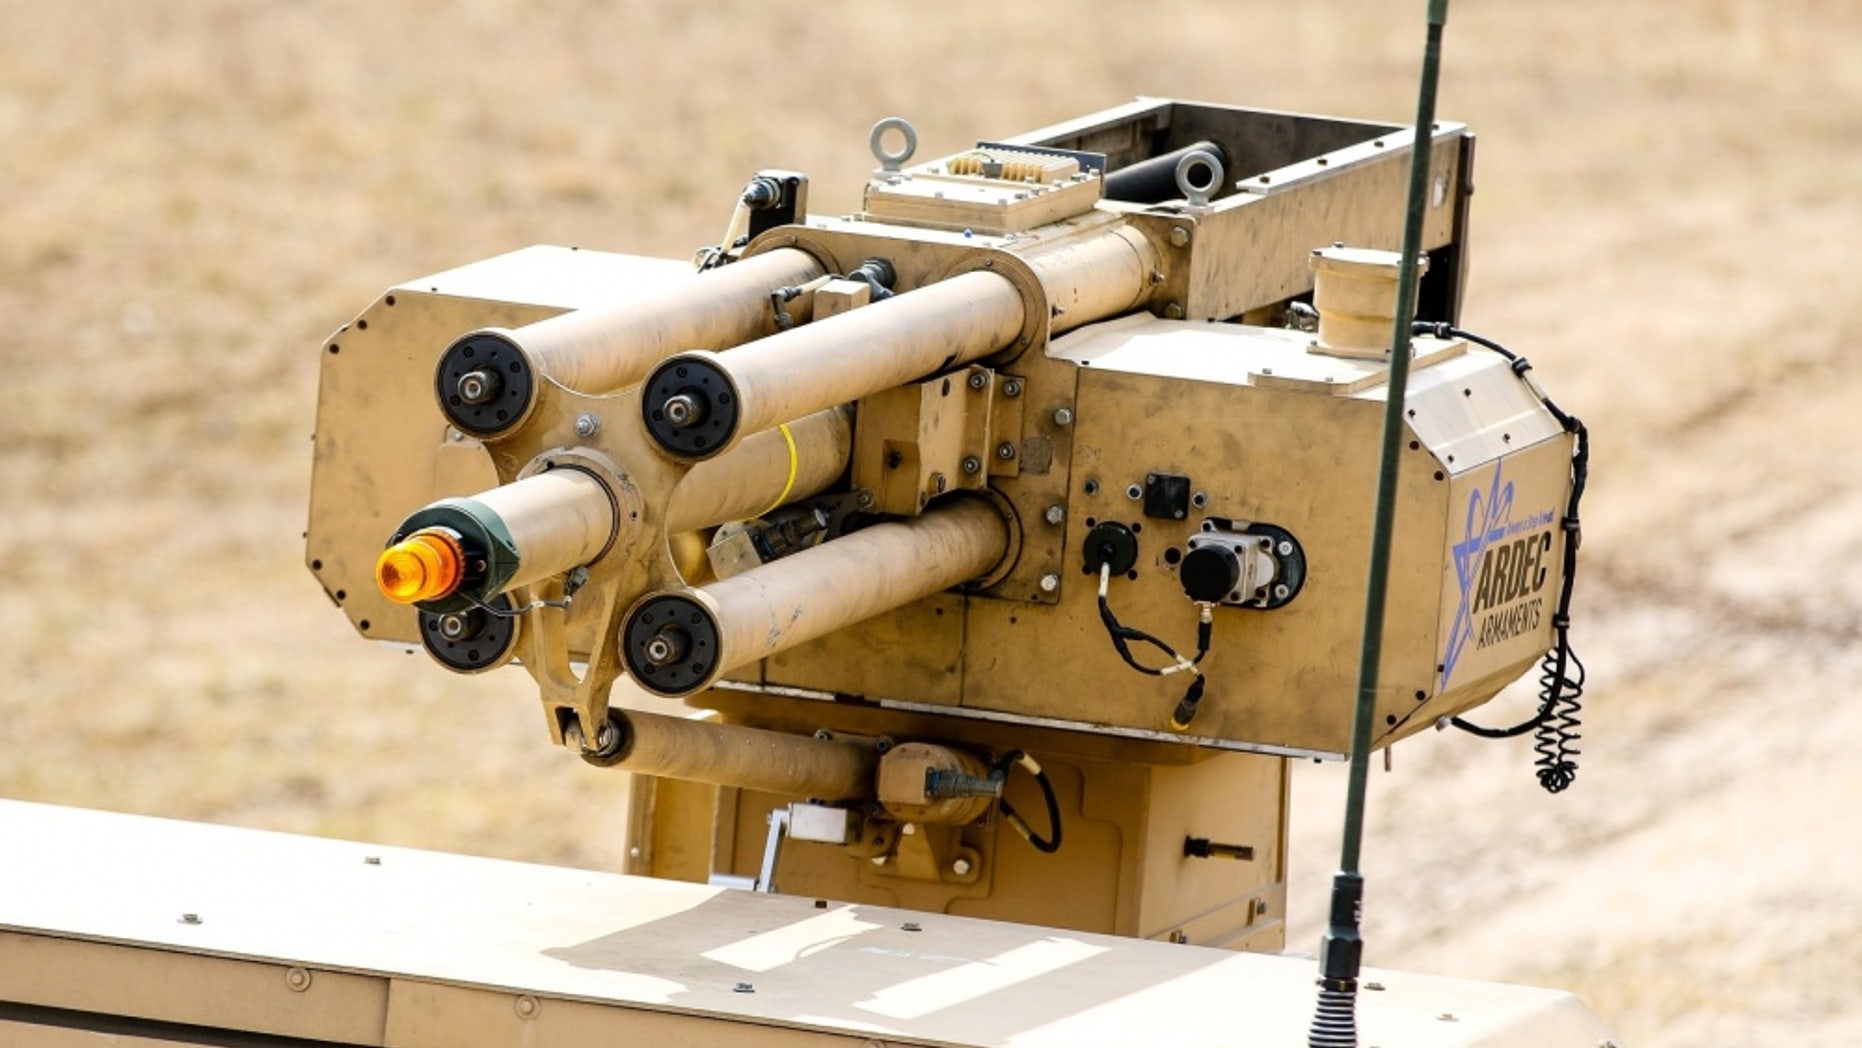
<box><xmin>622</xmin><ymin>497</ymin><xmax>1010</xmax><ymax>697</ymax></box>
<box><xmin>666</xmin><ymin>406</ymin><xmax>852</xmax><ymax>533</ymax></box>
<box><xmin>1024</xmin><ymin>225</ymin><xmax>1160</xmax><ymax>337</ymax></box>
<box><xmin>586</xmin><ymin>708</ymin><xmax>876</xmax><ymax>802</ymax></box>
<box><xmin>644</xmin><ymin>269</ymin><xmax>1025</xmax><ymax>460</ymax></box>
<box><xmin>494</xmin><ymin>247</ymin><xmax>829</xmax><ymax>395</ymax></box>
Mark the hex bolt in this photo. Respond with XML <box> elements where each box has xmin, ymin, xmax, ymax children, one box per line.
<box><xmin>968</xmin><ymin>371</ymin><xmax>989</xmax><ymax>390</ymax></box>
<box><xmin>1052</xmin><ymin>406</ymin><xmax>1074</xmax><ymax>426</ymax></box>
<box><xmin>1126</xmin><ymin>484</ymin><xmax>1143</xmax><ymax>500</ymax></box>
<box><xmin>961</xmin><ymin>456</ymin><xmax>982</xmax><ymax>475</ymax></box>
<box><xmin>951</xmin><ymin>857</ymin><xmax>974</xmax><ymax>877</ymax></box>
<box><xmin>663</xmin><ymin>393</ymin><xmax>703</xmax><ymax>428</ymax></box>
<box><xmin>1164</xmin><ymin>302</ymin><xmax>1186</xmax><ymax>320</ymax></box>
<box><xmin>574</xmin><ymin>413</ymin><xmax>601</xmax><ymax>438</ymax></box>
<box><xmin>1168</xmin><ymin>225</ymin><xmax>1191</xmax><ymax>248</ymax></box>
<box><xmin>1044</xmin><ymin>504</ymin><xmax>1065</xmax><ymax>525</ymax></box>
<box><xmin>1002</xmin><ymin>378</ymin><xmax>1023</xmax><ymax>398</ymax></box>
<box><xmin>996</xmin><ymin>442</ymin><xmax>1017</xmax><ymax>461</ymax></box>
<box><xmin>1039</xmin><ymin>573</ymin><xmax>1060</xmax><ymax>593</ymax></box>
<box><xmin>457</xmin><ymin>368</ymin><xmax>500</xmax><ymax>405</ymax></box>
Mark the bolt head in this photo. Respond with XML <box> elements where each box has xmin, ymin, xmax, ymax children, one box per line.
<box><xmin>439</xmin><ymin>613</ymin><xmax>469</xmax><ymax>640</ymax></box>
<box><xmin>1052</xmin><ymin>406</ymin><xmax>1074</xmax><ymax>426</ymax></box>
<box><xmin>996</xmin><ymin>442</ymin><xmax>1016</xmax><ymax>460</ymax></box>
<box><xmin>1002</xmin><ymin>378</ymin><xmax>1023</xmax><ymax>398</ymax></box>
<box><xmin>961</xmin><ymin>456</ymin><xmax>982</xmax><ymax>475</ymax></box>
<box><xmin>1168</xmin><ymin>225</ymin><xmax>1191</xmax><ymax>247</ymax></box>
<box><xmin>1039</xmin><ymin>573</ymin><xmax>1060</xmax><ymax>593</ymax></box>
<box><xmin>951</xmin><ymin>857</ymin><xmax>974</xmax><ymax>876</ymax></box>
<box><xmin>574</xmin><ymin>413</ymin><xmax>601</xmax><ymax>438</ymax></box>
<box><xmin>1044</xmin><ymin>504</ymin><xmax>1065</xmax><ymax>525</ymax></box>
<box><xmin>1273</xmin><ymin>584</ymin><xmax>1290</xmax><ymax>599</ymax></box>
<box><xmin>1164</xmin><ymin>302</ymin><xmax>1186</xmax><ymax>320</ymax></box>
<box><xmin>967</xmin><ymin>371</ymin><xmax>989</xmax><ymax>390</ymax></box>
<box><xmin>1277</xmin><ymin>539</ymin><xmax>1294</xmax><ymax>556</ymax></box>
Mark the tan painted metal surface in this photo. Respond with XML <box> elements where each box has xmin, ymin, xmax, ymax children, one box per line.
<box><xmin>0</xmin><ymin>801</ymin><xmax>1618</xmax><ymax>1048</ymax></box>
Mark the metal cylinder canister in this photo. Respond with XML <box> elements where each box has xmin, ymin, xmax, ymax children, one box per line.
<box><xmin>621</xmin><ymin>497</ymin><xmax>1010</xmax><ymax>696</ymax></box>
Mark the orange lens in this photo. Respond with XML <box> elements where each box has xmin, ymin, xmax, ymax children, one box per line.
<box><xmin>374</xmin><ymin>530</ymin><xmax>465</xmax><ymax>603</ymax></box>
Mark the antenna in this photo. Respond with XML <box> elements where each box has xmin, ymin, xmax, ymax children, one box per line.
<box><xmin>1309</xmin><ymin>2</ymin><xmax>1452</xmax><ymax>1046</ymax></box>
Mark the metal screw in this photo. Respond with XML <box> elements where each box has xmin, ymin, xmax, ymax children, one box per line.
<box><xmin>363</xmin><ymin>856</ymin><xmax>381</xmax><ymax>865</ymax></box>
<box><xmin>1043</xmin><ymin>504</ymin><xmax>1065</xmax><ymax>525</ymax></box>
<box><xmin>439</xmin><ymin>613</ymin><xmax>470</xmax><ymax>641</ymax></box>
<box><xmin>900</xmin><ymin>922</ymin><xmax>922</xmax><ymax>932</ymax></box>
<box><xmin>1125</xmin><ymin>484</ymin><xmax>1142</xmax><ymax>500</ymax></box>
<box><xmin>574</xmin><ymin>413</ymin><xmax>601</xmax><ymax>438</ymax></box>
<box><xmin>1168</xmin><ymin>225</ymin><xmax>1191</xmax><ymax>248</ymax></box>
<box><xmin>996</xmin><ymin>442</ymin><xmax>1016</xmax><ymax>461</ymax></box>
<box><xmin>951</xmin><ymin>857</ymin><xmax>973</xmax><ymax>877</ymax></box>
<box><xmin>1164</xmin><ymin>302</ymin><xmax>1186</xmax><ymax>320</ymax></box>
<box><xmin>1273</xmin><ymin>584</ymin><xmax>1290</xmax><ymax>600</ymax></box>
<box><xmin>1365</xmin><ymin>981</ymin><xmax>1385</xmax><ymax>992</ymax></box>
<box><xmin>900</xmin><ymin>823</ymin><xmax>917</xmax><ymax>836</ymax></box>
<box><xmin>931</xmin><ymin>472</ymin><xmax>948</xmax><ymax>494</ymax></box>
<box><xmin>1083</xmin><ymin>479</ymin><xmax>1099</xmax><ymax>496</ymax></box>
<box><xmin>515</xmin><ymin>995</ymin><xmax>541</xmax><ymax>1018</ymax></box>
<box><xmin>733</xmin><ymin>982</ymin><xmax>755</xmax><ymax>994</ymax></box>
<box><xmin>457</xmin><ymin>368</ymin><xmax>499</xmax><ymax>405</ymax></box>
<box><xmin>1039</xmin><ymin>573</ymin><xmax>1060</xmax><ymax>593</ymax></box>
<box><xmin>967</xmin><ymin>371</ymin><xmax>988</xmax><ymax>390</ymax></box>
<box><xmin>179</xmin><ymin>913</ymin><xmax>201</xmax><ymax>925</ymax></box>
<box><xmin>856</xmin><ymin>490</ymin><xmax>874</xmax><ymax>507</ymax></box>
<box><xmin>1052</xmin><ymin>406</ymin><xmax>1074</xmax><ymax>426</ymax></box>
<box><xmin>285</xmin><ymin>967</ymin><xmax>312</xmax><ymax>993</ymax></box>
<box><xmin>1277</xmin><ymin>539</ymin><xmax>1294</xmax><ymax>556</ymax></box>
<box><xmin>663</xmin><ymin>393</ymin><xmax>702</xmax><ymax>428</ymax></box>
<box><xmin>960</xmin><ymin>456</ymin><xmax>982</xmax><ymax>475</ymax></box>
<box><xmin>1002</xmin><ymin>378</ymin><xmax>1023</xmax><ymax>398</ymax></box>
<box><xmin>1191</xmin><ymin>491</ymin><xmax>1207</xmax><ymax>508</ymax></box>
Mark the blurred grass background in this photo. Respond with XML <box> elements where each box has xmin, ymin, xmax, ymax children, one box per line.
<box><xmin>3</xmin><ymin>2</ymin><xmax>1859</xmax><ymax>1044</ymax></box>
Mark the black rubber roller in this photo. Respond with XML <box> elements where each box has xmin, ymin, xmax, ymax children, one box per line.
<box><xmin>622</xmin><ymin>593</ymin><xmax>722</xmax><ymax>696</ymax></box>
<box><xmin>642</xmin><ymin>354</ymin><xmax>740</xmax><ymax>459</ymax></box>
<box><xmin>435</xmin><ymin>331</ymin><xmax>535</xmax><ymax>438</ymax></box>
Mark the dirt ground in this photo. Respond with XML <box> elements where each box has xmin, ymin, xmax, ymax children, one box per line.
<box><xmin>3</xmin><ymin>2</ymin><xmax>1857</xmax><ymax>1045</ymax></box>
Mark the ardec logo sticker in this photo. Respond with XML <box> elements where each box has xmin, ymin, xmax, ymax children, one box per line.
<box><xmin>1441</xmin><ymin>461</ymin><xmax>1557</xmax><ymax>687</ymax></box>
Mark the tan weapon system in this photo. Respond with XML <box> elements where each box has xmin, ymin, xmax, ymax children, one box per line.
<box><xmin>307</xmin><ymin>99</ymin><xmax>1577</xmax><ymax>947</ymax></box>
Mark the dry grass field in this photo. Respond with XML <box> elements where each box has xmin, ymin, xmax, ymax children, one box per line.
<box><xmin>3</xmin><ymin>2</ymin><xmax>1859</xmax><ymax>1044</ymax></box>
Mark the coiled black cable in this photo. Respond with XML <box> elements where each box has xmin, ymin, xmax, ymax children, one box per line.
<box><xmin>1415</xmin><ymin>322</ymin><xmax>1589</xmax><ymax>793</ymax></box>
<box><xmin>991</xmin><ymin>750</ymin><xmax>1062</xmax><ymax>853</ymax></box>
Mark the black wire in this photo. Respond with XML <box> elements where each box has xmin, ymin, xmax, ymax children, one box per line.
<box><xmin>1096</xmin><ymin>577</ymin><xmax>1215</xmax><ymax>730</ymax></box>
<box><xmin>992</xmin><ymin>750</ymin><xmax>1063</xmax><ymax>854</ymax></box>
<box><xmin>1418</xmin><ymin>323</ymin><xmax>1589</xmax><ymax>792</ymax></box>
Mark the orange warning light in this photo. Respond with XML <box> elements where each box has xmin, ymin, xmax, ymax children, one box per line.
<box><xmin>375</xmin><ymin>529</ymin><xmax>465</xmax><ymax>604</ymax></box>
